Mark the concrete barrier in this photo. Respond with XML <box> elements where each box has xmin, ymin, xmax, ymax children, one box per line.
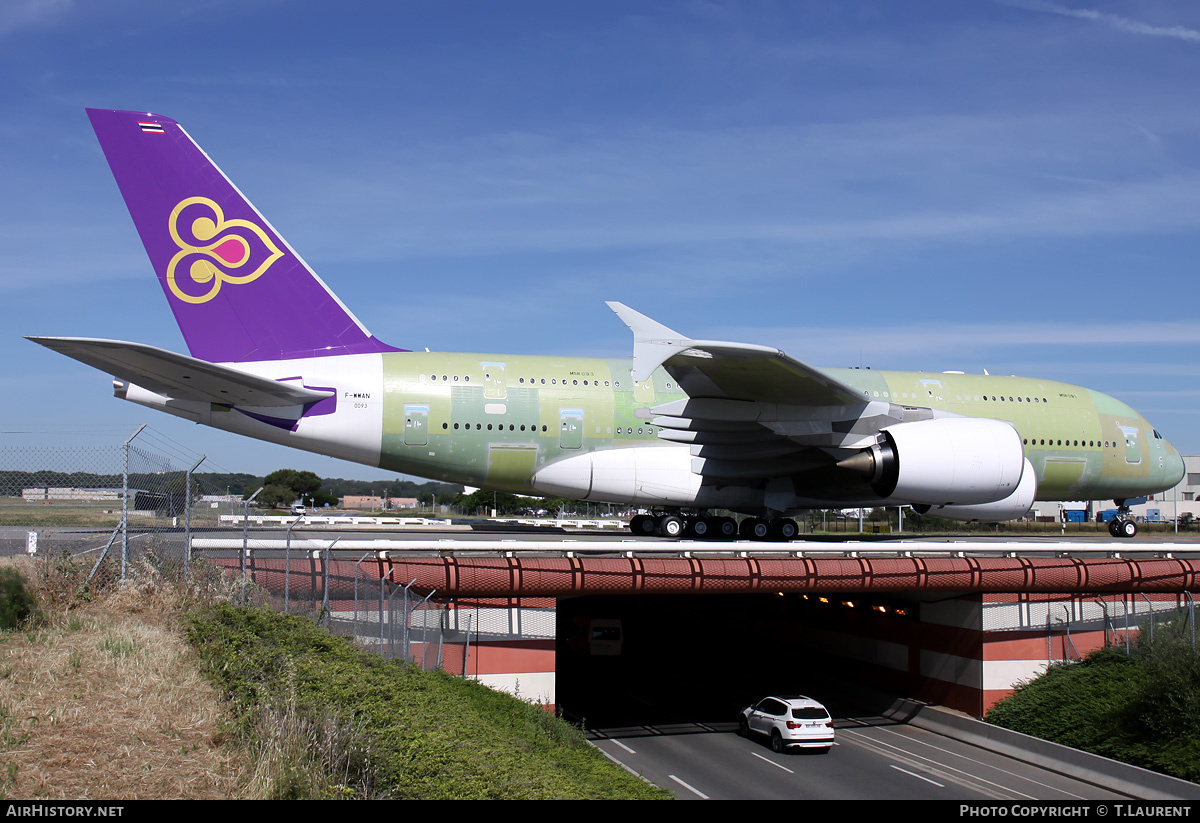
<box><xmin>888</xmin><ymin>700</ymin><xmax>1200</xmax><ymax>800</ymax></box>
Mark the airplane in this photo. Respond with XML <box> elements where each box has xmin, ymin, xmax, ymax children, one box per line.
<box><xmin>29</xmin><ymin>108</ymin><xmax>1186</xmax><ymax>541</ymax></box>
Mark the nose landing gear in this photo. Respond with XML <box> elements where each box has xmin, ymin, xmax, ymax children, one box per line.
<box><xmin>1108</xmin><ymin>500</ymin><xmax>1138</xmax><ymax>539</ymax></box>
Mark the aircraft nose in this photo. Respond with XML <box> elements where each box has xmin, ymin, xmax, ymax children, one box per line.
<box><xmin>1164</xmin><ymin>446</ymin><xmax>1185</xmax><ymax>488</ymax></box>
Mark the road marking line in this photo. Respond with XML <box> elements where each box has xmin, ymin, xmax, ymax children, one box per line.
<box><xmin>869</xmin><ymin>724</ymin><xmax>1085</xmax><ymax>800</ymax></box>
<box><xmin>750</xmin><ymin>751</ymin><xmax>796</xmax><ymax>773</ymax></box>
<box><xmin>839</xmin><ymin>727</ymin><xmax>1029</xmax><ymax>800</ymax></box>
<box><xmin>609</xmin><ymin>739</ymin><xmax>636</xmax><ymax>754</ymax></box>
<box><xmin>891</xmin><ymin>764</ymin><xmax>945</xmax><ymax>787</ymax></box>
<box><xmin>669</xmin><ymin>774</ymin><xmax>710</xmax><ymax>799</ymax></box>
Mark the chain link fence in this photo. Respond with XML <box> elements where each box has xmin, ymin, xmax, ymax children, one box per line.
<box><xmin>2</xmin><ymin>428</ymin><xmax>486</xmax><ymax>672</ymax></box>
<box><xmin>0</xmin><ymin>428</ymin><xmax>206</xmax><ymax>591</ymax></box>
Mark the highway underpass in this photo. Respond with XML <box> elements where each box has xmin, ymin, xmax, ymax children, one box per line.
<box><xmin>193</xmin><ymin>534</ymin><xmax>1200</xmax><ymax>719</ymax></box>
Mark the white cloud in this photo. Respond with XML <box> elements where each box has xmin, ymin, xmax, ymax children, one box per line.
<box><xmin>1004</xmin><ymin>1</ymin><xmax>1200</xmax><ymax>44</ymax></box>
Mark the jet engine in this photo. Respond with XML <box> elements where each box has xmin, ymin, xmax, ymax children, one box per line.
<box><xmin>913</xmin><ymin>458</ymin><xmax>1037</xmax><ymax>521</ymax></box>
<box><xmin>838</xmin><ymin>417</ymin><xmax>1026</xmax><ymax>507</ymax></box>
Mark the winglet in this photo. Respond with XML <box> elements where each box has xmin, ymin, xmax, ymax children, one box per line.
<box><xmin>606</xmin><ymin>302</ymin><xmax>696</xmax><ymax>382</ymax></box>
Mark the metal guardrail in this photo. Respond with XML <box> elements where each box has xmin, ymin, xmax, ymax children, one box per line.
<box><xmin>190</xmin><ymin>537</ymin><xmax>1200</xmax><ymax>559</ymax></box>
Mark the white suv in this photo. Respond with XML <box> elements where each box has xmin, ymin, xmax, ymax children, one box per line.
<box><xmin>739</xmin><ymin>695</ymin><xmax>835</xmax><ymax>753</ymax></box>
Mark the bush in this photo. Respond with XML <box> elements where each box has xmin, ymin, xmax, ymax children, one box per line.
<box><xmin>0</xmin><ymin>566</ymin><xmax>37</xmax><ymax>629</ymax></box>
<box><xmin>987</xmin><ymin>619</ymin><xmax>1200</xmax><ymax>781</ymax></box>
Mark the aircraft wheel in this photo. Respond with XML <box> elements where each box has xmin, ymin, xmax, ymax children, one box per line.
<box><xmin>1108</xmin><ymin>519</ymin><xmax>1121</xmax><ymax>538</ymax></box>
<box><xmin>657</xmin><ymin>514</ymin><xmax>685</xmax><ymax>538</ymax></box>
<box><xmin>772</xmin><ymin>518</ymin><xmax>799</xmax><ymax>541</ymax></box>
<box><xmin>1120</xmin><ymin>519</ymin><xmax>1138</xmax><ymax>538</ymax></box>
<box><xmin>630</xmin><ymin>514</ymin><xmax>656</xmax><ymax>536</ymax></box>
<box><xmin>749</xmin><ymin>518</ymin><xmax>771</xmax><ymax>540</ymax></box>
<box><xmin>716</xmin><ymin>517</ymin><xmax>739</xmax><ymax>539</ymax></box>
<box><xmin>687</xmin><ymin>517</ymin><xmax>710</xmax><ymax>538</ymax></box>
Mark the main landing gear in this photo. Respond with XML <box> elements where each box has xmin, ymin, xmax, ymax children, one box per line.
<box><xmin>1108</xmin><ymin>500</ymin><xmax>1138</xmax><ymax>539</ymax></box>
<box><xmin>629</xmin><ymin>512</ymin><xmax>798</xmax><ymax>541</ymax></box>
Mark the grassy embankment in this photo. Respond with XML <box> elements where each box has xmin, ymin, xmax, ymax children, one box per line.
<box><xmin>0</xmin><ymin>554</ymin><xmax>667</xmax><ymax>799</ymax></box>
<box><xmin>986</xmin><ymin>624</ymin><xmax>1200</xmax><ymax>783</ymax></box>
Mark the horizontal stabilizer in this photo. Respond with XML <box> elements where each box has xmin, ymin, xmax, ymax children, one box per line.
<box><xmin>27</xmin><ymin>337</ymin><xmax>333</xmax><ymax>408</ymax></box>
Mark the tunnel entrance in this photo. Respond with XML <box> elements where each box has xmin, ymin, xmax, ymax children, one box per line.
<box><xmin>555</xmin><ymin>592</ymin><xmax>920</xmax><ymax>727</ymax></box>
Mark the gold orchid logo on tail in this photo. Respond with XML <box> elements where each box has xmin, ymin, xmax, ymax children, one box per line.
<box><xmin>165</xmin><ymin>196</ymin><xmax>284</xmax><ymax>304</ymax></box>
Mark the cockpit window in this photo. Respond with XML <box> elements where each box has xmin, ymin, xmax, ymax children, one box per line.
<box><xmin>1154</xmin><ymin>430</ymin><xmax>1163</xmax><ymax>439</ymax></box>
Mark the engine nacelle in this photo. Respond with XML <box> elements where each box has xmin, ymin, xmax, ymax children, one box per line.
<box><xmin>914</xmin><ymin>458</ymin><xmax>1037</xmax><ymax>521</ymax></box>
<box><xmin>842</xmin><ymin>417</ymin><xmax>1027</xmax><ymax>507</ymax></box>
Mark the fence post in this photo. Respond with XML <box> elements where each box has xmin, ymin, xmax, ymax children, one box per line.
<box><xmin>121</xmin><ymin>425</ymin><xmax>146</xmax><ymax>581</ymax></box>
<box><xmin>284</xmin><ymin>514</ymin><xmax>304</xmax><ymax>615</ymax></box>
<box><xmin>184</xmin><ymin>455</ymin><xmax>205</xmax><ymax>582</ymax></box>
<box><xmin>462</xmin><ymin>613</ymin><xmax>472</xmax><ymax>677</ymax></box>
<box><xmin>240</xmin><ymin>487</ymin><xmax>263</xmax><ymax>604</ymax></box>
<box><xmin>321</xmin><ymin>538</ymin><xmax>339</xmax><ymax>628</ymax></box>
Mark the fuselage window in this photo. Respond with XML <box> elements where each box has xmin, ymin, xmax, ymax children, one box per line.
<box><xmin>442</xmin><ymin>422</ymin><xmax>448</xmax><ymax>430</ymax></box>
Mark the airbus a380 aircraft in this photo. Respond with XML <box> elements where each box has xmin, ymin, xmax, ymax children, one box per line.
<box><xmin>30</xmin><ymin>109</ymin><xmax>1185</xmax><ymax>540</ymax></box>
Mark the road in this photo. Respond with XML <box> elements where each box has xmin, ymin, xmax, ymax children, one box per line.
<box><xmin>588</xmin><ymin>714</ymin><xmax>1128</xmax><ymax>801</ymax></box>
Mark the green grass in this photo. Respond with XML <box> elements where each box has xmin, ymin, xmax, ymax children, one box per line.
<box><xmin>185</xmin><ymin>604</ymin><xmax>669</xmax><ymax>799</ymax></box>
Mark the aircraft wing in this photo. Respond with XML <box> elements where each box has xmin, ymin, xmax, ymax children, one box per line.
<box><xmin>27</xmin><ymin>337</ymin><xmax>333</xmax><ymax>408</ymax></box>
<box><xmin>606</xmin><ymin>302</ymin><xmax>865</xmax><ymax>406</ymax></box>
<box><xmin>607</xmin><ymin>303</ymin><xmax>905</xmax><ymax>499</ymax></box>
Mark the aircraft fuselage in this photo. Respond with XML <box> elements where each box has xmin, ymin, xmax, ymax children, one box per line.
<box><xmin>121</xmin><ymin>349</ymin><xmax>1183</xmax><ymax>512</ymax></box>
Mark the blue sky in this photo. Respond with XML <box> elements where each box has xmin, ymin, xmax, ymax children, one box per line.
<box><xmin>2</xmin><ymin>0</ymin><xmax>1199</xmax><ymax>481</ymax></box>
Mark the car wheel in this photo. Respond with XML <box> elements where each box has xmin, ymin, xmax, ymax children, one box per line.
<box><xmin>737</xmin><ymin>716</ymin><xmax>749</xmax><ymax>737</ymax></box>
<box><xmin>770</xmin><ymin>730</ymin><xmax>784</xmax><ymax>753</ymax></box>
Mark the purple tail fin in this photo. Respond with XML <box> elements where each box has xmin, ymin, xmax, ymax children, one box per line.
<box><xmin>86</xmin><ymin>108</ymin><xmax>403</xmax><ymax>363</ymax></box>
